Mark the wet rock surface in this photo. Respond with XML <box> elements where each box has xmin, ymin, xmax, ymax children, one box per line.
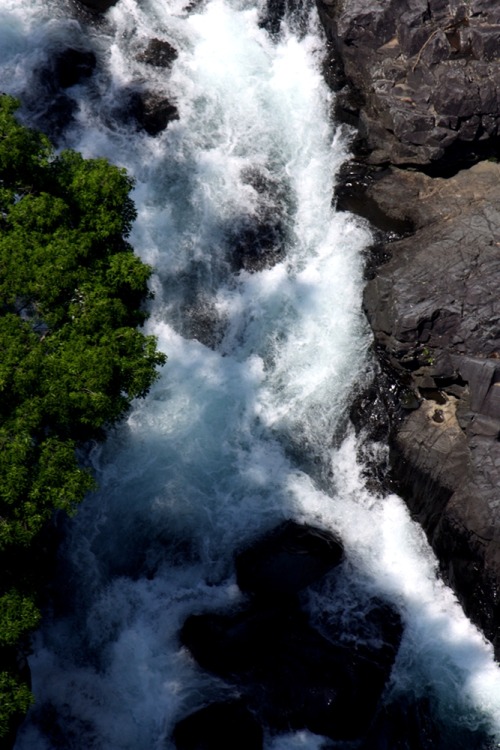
<box><xmin>74</xmin><ymin>0</ymin><xmax>118</xmax><ymax>12</ymax></box>
<box><xmin>318</xmin><ymin>0</ymin><xmax>500</xmax><ymax>169</ymax></box>
<box><xmin>126</xmin><ymin>90</ymin><xmax>179</xmax><ymax>136</ymax></box>
<box><xmin>136</xmin><ymin>38</ymin><xmax>178</xmax><ymax>68</ymax></box>
<box><xmin>344</xmin><ymin>159</ymin><xmax>500</xmax><ymax>657</ymax></box>
<box><xmin>318</xmin><ymin>0</ymin><xmax>500</xmax><ymax>660</ymax></box>
<box><xmin>361</xmin><ymin>162</ymin><xmax>500</xmax><ymax>655</ymax></box>
<box><xmin>176</xmin><ymin>521</ymin><xmax>403</xmax><ymax>745</ymax></box>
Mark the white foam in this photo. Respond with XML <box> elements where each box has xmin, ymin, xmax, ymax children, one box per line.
<box><xmin>1</xmin><ymin>0</ymin><xmax>500</xmax><ymax>747</ymax></box>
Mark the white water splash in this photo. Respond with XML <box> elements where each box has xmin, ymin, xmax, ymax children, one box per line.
<box><xmin>0</xmin><ymin>0</ymin><xmax>499</xmax><ymax>747</ymax></box>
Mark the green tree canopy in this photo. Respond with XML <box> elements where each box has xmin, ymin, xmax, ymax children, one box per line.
<box><xmin>0</xmin><ymin>93</ymin><xmax>166</xmax><ymax>545</ymax></box>
<box><xmin>0</xmin><ymin>94</ymin><xmax>166</xmax><ymax>740</ymax></box>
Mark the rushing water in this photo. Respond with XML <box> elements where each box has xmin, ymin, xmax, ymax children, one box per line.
<box><xmin>2</xmin><ymin>0</ymin><xmax>500</xmax><ymax>748</ymax></box>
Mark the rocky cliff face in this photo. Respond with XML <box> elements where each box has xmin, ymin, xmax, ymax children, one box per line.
<box><xmin>319</xmin><ymin>0</ymin><xmax>500</xmax><ymax>168</ymax></box>
<box><xmin>317</xmin><ymin>0</ymin><xmax>500</xmax><ymax>658</ymax></box>
<box><xmin>363</xmin><ymin>164</ymin><xmax>500</xmax><ymax>655</ymax></box>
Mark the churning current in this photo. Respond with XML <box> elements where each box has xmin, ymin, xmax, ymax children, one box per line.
<box><xmin>2</xmin><ymin>0</ymin><xmax>500</xmax><ymax>747</ymax></box>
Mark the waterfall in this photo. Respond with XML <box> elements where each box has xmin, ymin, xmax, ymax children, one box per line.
<box><xmin>1</xmin><ymin>0</ymin><xmax>500</xmax><ymax>747</ymax></box>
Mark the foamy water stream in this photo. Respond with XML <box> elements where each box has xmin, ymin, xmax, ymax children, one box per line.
<box><xmin>1</xmin><ymin>0</ymin><xmax>500</xmax><ymax>747</ymax></box>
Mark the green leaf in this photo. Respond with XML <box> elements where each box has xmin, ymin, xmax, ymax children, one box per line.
<box><xmin>0</xmin><ymin>94</ymin><xmax>167</xmax><ymax>737</ymax></box>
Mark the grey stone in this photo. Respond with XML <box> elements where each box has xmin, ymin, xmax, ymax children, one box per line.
<box><xmin>317</xmin><ymin>0</ymin><xmax>500</xmax><ymax>166</ymax></box>
<box><xmin>359</xmin><ymin>162</ymin><xmax>500</xmax><ymax>656</ymax></box>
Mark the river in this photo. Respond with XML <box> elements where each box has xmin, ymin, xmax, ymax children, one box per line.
<box><xmin>1</xmin><ymin>0</ymin><xmax>500</xmax><ymax>747</ymax></box>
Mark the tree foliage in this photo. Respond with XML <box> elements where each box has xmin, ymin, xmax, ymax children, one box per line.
<box><xmin>0</xmin><ymin>673</ymin><xmax>33</xmax><ymax>741</ymax></box>
<box><xmin>0</xmin><ymin>94</ymin><xmax>166</xmax><ymax>740</ymax></box>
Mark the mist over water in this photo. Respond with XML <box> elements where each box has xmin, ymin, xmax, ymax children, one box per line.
<box><xmin>2</xmin><ymin>0</ymin><xmax>500</xmax><ymax>747</ymax></box>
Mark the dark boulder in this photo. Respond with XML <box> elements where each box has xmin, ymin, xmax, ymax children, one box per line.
<box><xmin>235</xmin><ymin>520</ymin><xmax>343</xmax><ymax>599</ymax></box>
<box><xmin>180</xmin><ymin>518</ymin><xmax>402</xmax><ymax>743</ymax></box>
<box><xmin>136</xmin><ymin>38</ymin><xmax>178</xmax><ymax>68</ymax></box>
<box><xmin>180</xmin><ymin>603</ymin><xmax>402</xmax><ymax>741</ymax></box>
<box><xmin>181</xmin><ymin>606</ymin><xmax>305</xmax><ymax>676</ymax></box>
<box><xmin>180</xmin><ymin>296</ymin><xmax>223</xmax><ymax>349</ymax></box>
<box><xmin>258</xmin><ymin>0</ymin><xmax>286</xmax><ymax>36</ymax></box>
<box><xmin>25</xmin><ymin>46</ymin><xmax>96</xmax><ymax>140</ymax></box>
<box><xmin>75</xmin><ymin>0</ymin><xmax>118</xmax><ymax>12</ymax></box>
<box><xmin>127</xmin><ymin>90</ymin><xmax>179</xmax><ymax>136</ymax></box>
<box><xmin>52</xmin><ymin>48</ymin><xmax>97</xmax><ymax>89</ymax></box>
<box><xmin>229</xmin><ymin>217</ymin><xmax>286</xmax><ymax>272</ymax></box>
<box><xmin>172</xmin><ymin>701</ymin><xmax>263</xmax><ymax>750</ymax></box>
<box><xmin>229</xmin><ymin>166</ymin><xmax>290</xmax><ymax>272</ymax></box>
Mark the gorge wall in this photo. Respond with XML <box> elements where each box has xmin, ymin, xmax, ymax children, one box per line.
<box><xmin>316</xmin><ymin>0</ymin><xmax>500</xmax><ymax>658</ymax></box>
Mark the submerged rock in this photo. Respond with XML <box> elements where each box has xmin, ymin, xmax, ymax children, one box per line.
<box><xmin>179</xmin><ymin>521</ymin><xmax>402</xmax><ymax>744</ymax></box>
<box><xmin>33</xmin><ymin>95</ymin><xmax>77</xmax><ymax>140</ymax></box>
<box><xmin>52</xmin><ymin>48</ymin><xmax>97</xmax><ymax>89</ymax></box>
<box><xmin>181</xmin><ymin>297</ymin><xmax>223</xmax><ymax>349</ymax></box>
<box><xmin>137</xmin><ymin>38</ymin><xmax>178</xmax><ymax>68</ymax></box>
<box><xmin>26</xmin><ymin>46</ymin><xmax>96</xmax><ymax>139</ymax></box>
<box><xmin>126</xmin><ymin>90</ymin><xmax>179</xmax><ymax>136</ymax></box>
<box><xmin>181</xmin><ymin>603</ymin><xmax>401</xmax><ymax>741</ymax></box>
<box><xmin>173</xmin><ymin>701</ymin><xmax>263</xmax><ymax>750</ymax></box>
<box><xmin>229</xmin><ymin>166</ymin><xmax>290</xmax><ymax>271</ymax></box>
<box><xmin>235</xmin><ymin>520</ymin><xmax>343</xmax><ymax>599</ymax></box>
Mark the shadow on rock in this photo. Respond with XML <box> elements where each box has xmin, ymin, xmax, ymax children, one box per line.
<box><xmin>173</xmin><ymin>700</ymin><xmax>263</xmax><ymax>750</ymax></box>
<box><xmin>26</xmin><ymin>46</ymin><xmax>96</xmax><ymax>141</ymax></box>
<box><xmin>175</xmin><ymin>521</ymin><xmax>403</xmax><ymax>746</ymax></box>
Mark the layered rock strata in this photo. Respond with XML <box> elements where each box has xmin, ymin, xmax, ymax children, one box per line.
<box><xmin>317</xmin><ymin>0</ymin><xmax>500</xmax><ymax>658</ymax></box>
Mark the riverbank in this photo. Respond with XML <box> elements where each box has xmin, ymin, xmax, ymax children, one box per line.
<box><xmin>317</xmin><ymin>0</ymin><xmax>500</xmax><ymax>659</ymax></box>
